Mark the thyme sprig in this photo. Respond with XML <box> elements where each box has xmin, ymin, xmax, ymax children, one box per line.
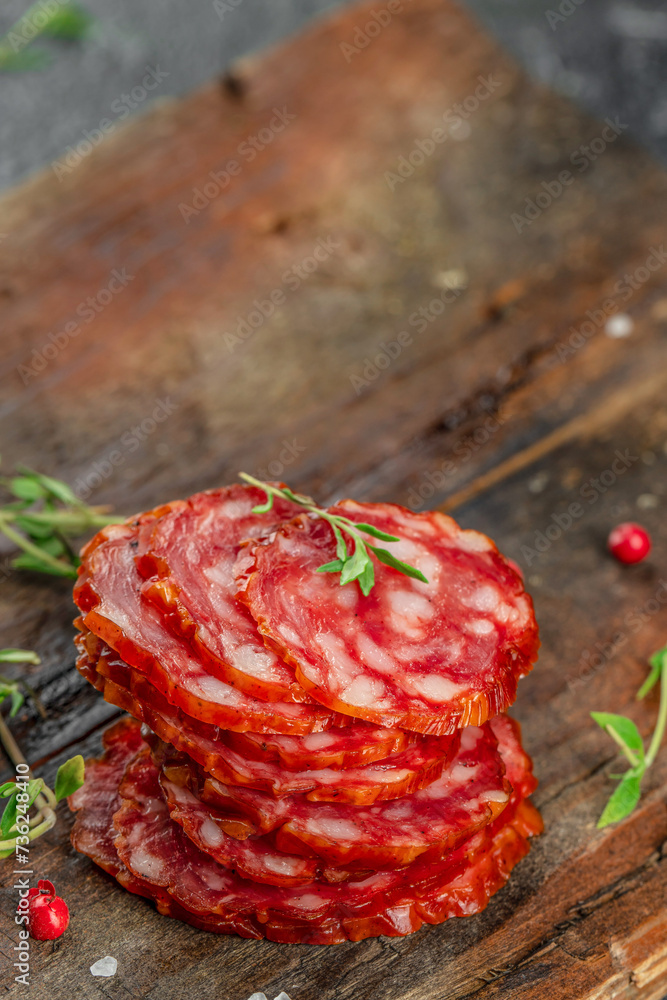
<box><xmin>592</xmin><ymin>645</ymin><xmax>667</xmax><ymax>828</ymax></box>
<box><xmin>0</xmin><ymin>649</ymin><xmax>84</xmax><ymax>859</ymax></box>
<box><xmin>0</xmin><ymin>3</ymin><xmax>92</xmax><ymax>72</ymax></box>
<box><xmin>239</xmin><ymin>473</ymin><xmax>428</xmax><ymax>596</ymax></box>
<box><xmin>0</xmin><ymin>465</ymin><xmax>120</xmax><ymax>578</ymax></box>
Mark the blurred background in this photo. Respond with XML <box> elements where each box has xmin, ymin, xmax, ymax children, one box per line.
<box><xmin>2</xmin><ymin>0</ymin><xmax>667</xmax><ymax>190</ymax></box>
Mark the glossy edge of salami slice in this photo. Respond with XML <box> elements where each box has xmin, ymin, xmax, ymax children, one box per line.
<box><xmin>74</xmin><ymin>523</ymin><xmax>344</xmax><ymax>734</ymax></box>
<box><xmin>235</xmin><ymin>501</ymin><xmax>540</xmax><ymax>734</ymax></box>
<box><xmin>134</xmin><ymin>485</ymin><xmax>311</xmax><ymax>703</ymax></box>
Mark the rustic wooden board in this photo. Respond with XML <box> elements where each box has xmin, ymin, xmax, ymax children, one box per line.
<box><xmin>1</xmin><ymin>1</ymin><xmax>667</xmax><ymax>997</ymax></box>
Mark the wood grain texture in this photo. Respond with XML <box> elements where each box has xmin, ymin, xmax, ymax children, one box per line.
<box><xmin>1</xmin><ymin>0</ymin><xmax>667</xmax><ymax>997</ymax></box>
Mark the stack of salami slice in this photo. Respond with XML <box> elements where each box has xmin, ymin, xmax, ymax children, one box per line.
<box><xmin>70</xmin><ymin>484</ymin><xmax>542</xmax><ymax>945</ymax></box>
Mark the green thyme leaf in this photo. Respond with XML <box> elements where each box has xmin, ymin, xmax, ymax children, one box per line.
<box><xmin>0</xmin><ymin>463</ymin><xmax>120</xmax><ymax>578</ymax></box>
<box><xmin>9</xmin><ymin>478</ymin><xmax>46</xmax><ymax>503</ymax></box>
<box><xmin>39</xmin><ymin>3</ymin><xmax>92</xmax><ymax>40</ymax></box>
<box><xmin>54</xmin><ymin>755</ymin><xmax>85</xmax><ymax>802</ymax></box>
<box><xmin>9</xmin><ymin>687</ymin><xmax>24</xmax><ymax>717</ymax></box>
<box><xmin>251</xmin><ymin>495</ymin><xmax>274</xmax><ymax>514</ymax></box>
<box><xmin>0</xmin><ymin>649</ymin><xmax>40</xmax><ymax>665</ymax></box>
<box><xmin>590</xmin><ymin>712</ymin><xmax>644</xmax><ymax>766</ymax></box>
<box><xmin>316</xmin><ymin>559</ymin><xmax>345</xmax><ymax>574</ymax></box>
<box><xmin>0</xmin><ymin>47</ymin><xmax>50</xmax><ymax>71</ymax></box>
<box><xmin>592</xmin><ymin>644</ymin><xmax>667</xmax><ymax>827</ymax></box>
<box><xmin>354</xmin><ymin>523</ymin><xmax>401</xmax><ymax>542</ymax></box>
<box><xmin>638</xmin><ymin>647</ymin><xmax>667</xmax><ymax>700</ymax></box>
<box><xmin>238</xmin><ymin>473</ymin><xmax>429</xmax><ymax>595</ymax></box>
<box><xmin>0</xmin><ymin>779</ymin><xmax>42</xmax><ymax>839</ymax></box>
<box><xmin>339</xmin><ymin>543</ymin><xmax>369</xmax><ymax>586</ymax></box>
<box><xmin>12</xmin><ymin>553</ymin><xmax>77</xmax><ymax>577</ymax></box>
<box><xmin>332</xmin><ymin>524</ymin><xmax>348</xmax><ymax>562</ymax></box>
<box><xmin>368</xmin><ymin>545</ymin><xmax>428</xmax><ymax>583</ymax></box>
<box><xmin>597</xmin><ymin>771</ymin><xmax>642</xmax><ymax>829</ymax></box>
<box><xmin>358</xmin><ymin>559</ymin><xmax>375</xmax><ymax>597</ymax></box>
<box><xmin>0</xmin><ymin>679</ymin><xmax>24</xmax><ymax>717</ymax></box>
<box><xmin>24</xmin><ymin>778</ymin><xmax>45</xmax><ymax>810</ymax></box>
<box><xmin>0</xmin><ymin>791</ymin><xmax>18</xmax><ymax>839</ymax></box>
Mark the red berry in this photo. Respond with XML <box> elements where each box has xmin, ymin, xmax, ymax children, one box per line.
<box><xmin>608</xmin><ymin>522</ymin><xmax>651</xmax><ymax>564</ymax></box>
<box><xmin>25</xmin><ymin>880</ymin><xmax>69</xmax><ymax>940</ymax></box>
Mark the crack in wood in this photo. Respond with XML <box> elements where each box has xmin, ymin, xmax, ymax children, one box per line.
<box><xmin>440</xmin><ymin>367</ymin><xmax>667</xmax><ymax>513</ymax></box>
<box><xmin>456</xmin><ymin>851</ymin><xmax>667</xmax><ymax>998</ymax></box>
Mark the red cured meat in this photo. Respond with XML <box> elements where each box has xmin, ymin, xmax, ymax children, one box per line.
<box><xmin>159</xmin><ymin>775</ymin><xmax>320</xmax><ymax>886</ymax></box>
<box><xmin>70</xmin><ymin>717</ymin><xmax>541</xmax><ymax>944</ymax></box>
<box><xmin>77</xmin><ymin>635</ymin><xmax>458</xmax><ymax>804</ymax></box>
<box><xmin>150</xmin><ymin>728</ymin><xmax>459</xmax><ymax>803</ymax></box>
<box><xmin>221</xmin><ymin>726</ymin><xmax>413</xmax><ymax>772</ymax></box>
<box><xmin>74</xmin><ymin>528</ymin><xmax>344</xmax><ymax>734</ymax></box>
<box><xmin>155</xmin><ymin>720</ymin><xmax>515</xmax><ymax>868</ymax></box>
<box><xmin>78</xmin><ymin>619</ymin><xmax>410</xmax><ymax>773</ymax></box>
<box><xmin>134</xmin><ymin>485</ymin><xmax>308</xmax><ymax>702</ymax></box>
<box><xmin>235</xmin><ymin>501</ymin><xmax>539</xmax><ymax>734</ymax></box>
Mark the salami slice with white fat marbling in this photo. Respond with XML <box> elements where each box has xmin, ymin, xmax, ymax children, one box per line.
<box><xmin>134</xmin><ymin>485</ymin><xmax>307</xmax><ymax>702</ymax></box>
<box><xmin>155</xmin><ymin>719</ymin><xmax>521</xmax><ymax>869</ymax></box>
<box><xmin>106</xmin><ymin>721</ymin><xmax>540</xmax><ymax>942</ymax></box>
<box><xmin>77</xmin><ymin>634</ymin><xmax>459</xmax><ymax>804</ymax></box>
<box><xmin>221</xmin><ymin>725</ymin><xmax>413</xmax><ymax>772</ymax></box>
<box><xmin>74</xmin><ymin>527</ymin><xmax>343</xmax><ymax>734</ymax></box>
<box><xmin>235</xmin><ymin>501</ymin><xmax>539</xmax><ymax>734</ymax></box>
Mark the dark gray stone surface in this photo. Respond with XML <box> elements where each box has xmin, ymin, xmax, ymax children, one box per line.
<box><xmin>465</xmin><ymin>0</ymin><xmax>667</xmax><ymax>165</ymax></box>
<box><xmin>0</xmin><ymin>0</ymin><xmax>666</xmax><ymax>188</ymax></box>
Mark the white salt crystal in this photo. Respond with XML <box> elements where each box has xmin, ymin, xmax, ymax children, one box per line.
<box><xmin>605</xmin><ymin>314</ymin><xmax>634</xmax><ymax>339</ymax></box>
<box><xmin>90</xmin><ymin>956</ymin><xmax>117</xmax><ymax>977</ymax></box>
<box><xmin>245</xmin><ymin>993</ymin><xmax>291</xmax><ymax>1000</ymax></box>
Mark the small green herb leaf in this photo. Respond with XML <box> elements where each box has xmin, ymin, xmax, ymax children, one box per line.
<box><xmin>339</xmin><ymin>542</ymin><xmax>369</xmax><ymax>586</ymax></box>
<box><xmin>9</xmin><ymin>478</ymin><xmax>46</xmax><ymax>502</ymax></box>
<box><xmin>25</xmin><ymin>778</ymin><xmax>45</xmax><ymax>810</ymax></box>
<box><xmin>369</xmin><ymin>545</ymin><xmax>429</xmax><ymax>584</ymax></box>
<box><xmin>0</xmin><ymin>649</ymin><xmax>40</xmax><ymax>665</ymax></box>
<box><xmin>54</xmin><ymin>755</ymin><xmax>85</xmax><ymax>802</ymax></box>
<box><xmin>316</xmin><ymin>559</ymin><xmax>345</xmax><ymax>574</ymax></box>
<box><xmin>332</xmin><ymin>524</ymin><xmax>348</xmax><ymax>563</ymax></box>
<box><xmin>591</xmin><ymin>712</ymin><xmax>645</xmax><ymax>766</ymax></box>
<box><xmin>597</xmin><ymin>771</ymin><xmax>642</xmax><ymax>829</ymax></box>
<box><xmin>0</xmin><ymin>678</ymin><xmax>25</xmax><ymax>717</ymax></box>
<box><xmin>358</xmin><ymin>559</ymin><xmax>375</xmax><ymax>597</ymax></box>
<box><xmin>251</xmin><ymin>496</ymin><xmax>274</xmax><ymax>514</ymax></box>
<box><xmin>0</xmin><ymin>792</ymin><xmax>18</xmax><ymax>839</ymax></box>
<box><xmin>0</xmin><ymin>47</ymin><xmax>51</xmax><ymax>71</ymax></box>
<box><xmin>238</xmin><ymin>473</ymin><xmax>429</xmax><ymax>595</ymax></box>
<box><xmin>40</xmin><ymin>3</ymin><xmax>92</xmax><ymax>40</ymax></box>
<box><xmin>12</xmin><ymin>553</ymin><xmax>77</xmax><ymax>577</ymax></box>
<box><xmin>638</xmin><ymin>647</ymin><xmax>667</xmax><ymax>700</ymax></box>
<box><xmin>9</xmin><ymin>687</ymin><xmax>24</xmax><ymax>717</ymax></box>
<box><xmin>354</xmin><ymin>523</ymin><xmax>401</xmax><ymax>542</ymax></box>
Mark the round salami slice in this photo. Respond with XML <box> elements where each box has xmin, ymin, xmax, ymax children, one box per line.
<box><xmin>150</xmin><ymin>728</ymin><xmax>459</xmax><ymax>803</ymax></box>
<box><xmin>134</xmin><ymin>485</ymin><xmax>307</xmax><ymax>702</ymax></box>
<box><xmin>74</xmin><ymin>526</ymin><xmax>342</xmax><ymax>734</ymax></box>
<box><xmin>76</xmin><ymin>617</ymin><xmax>410</xmax><ymax>774</ymax></box>
<box><xmin>155</xmin><ymin>721</ymin><xmax>512</xmax><ymax>868</ymax></box>
<box><xmin>71</xmin><ymin>717</ymin><xmax>541</xmax><ymax>944</ymax></box>
<box><xmin>76</xmin><ymin>639</ymin><xmax>347</xmax><ymax>798</ymax></box>
<box><xmin>114</xmin><ymin>734</ymin><xmax>538</xmax><ymax>940</ymax></box>
<box><xmin>77</xmin><ymin>635</ymin><xmax>458</xmax><ymax>804</ymax></box>
<box><xmin>235</xmin><ymin>501</ymin><xmax>539</xmax><ymax>734</ymax></box>
<box><xmin>221</xmin><ymin>725</ymin><xmax>413</xmax><ymax>772</ymax></box>
<box><xmin>160</xmin><ymin>777</ymin><xmax>321</xmax><ymax>887</ymax></box>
